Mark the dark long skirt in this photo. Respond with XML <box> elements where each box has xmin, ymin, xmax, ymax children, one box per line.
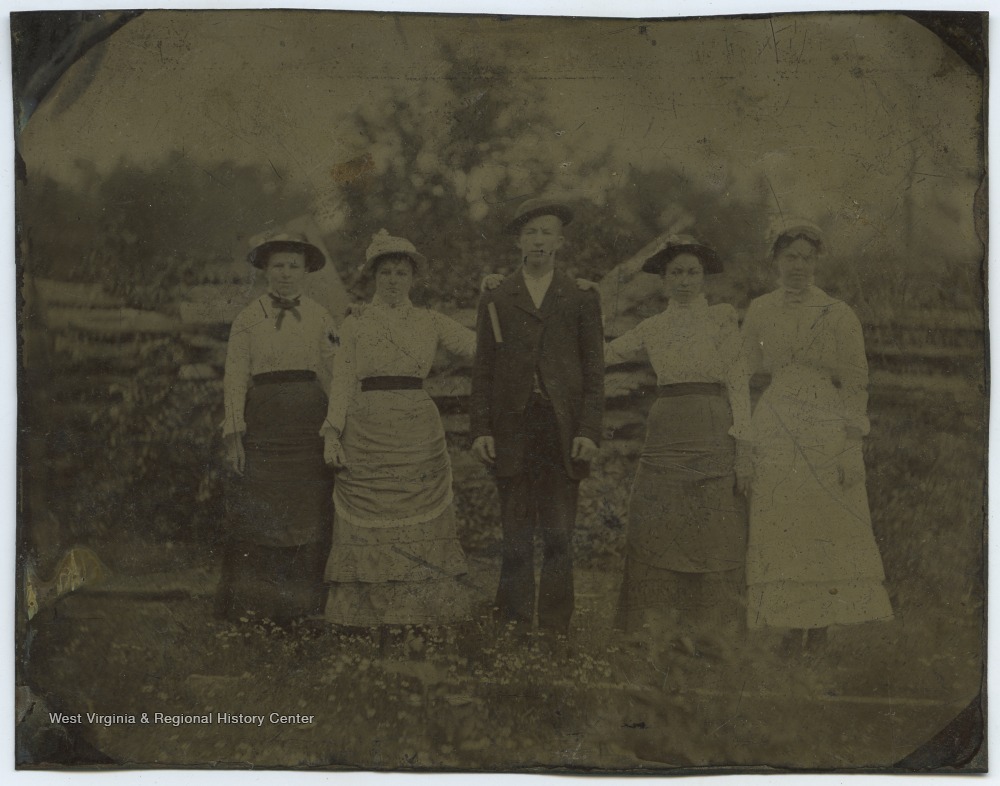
<box><xmin>215</xmin><ymin>375</ymin><xmax>333</xmax><ymax>623</ymax></box>
<box><xmin>615</xmin><ymin>390</ymin><xmax>747</xmax><ymax>641</ymax></box>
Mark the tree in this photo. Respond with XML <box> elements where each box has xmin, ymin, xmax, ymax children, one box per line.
<box><xmin>317</xmin><ymin>40</ymin><xmax>775</xmax><ymax>309</ymax></box>
<box><xmin>23</xmin><ymin>153</ymin><xmax>311</xmax><ymax>308</ymax></box>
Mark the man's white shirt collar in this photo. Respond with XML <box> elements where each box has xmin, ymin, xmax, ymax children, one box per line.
<box><xmin>522</xmin><ymin>268</ymin><xmax>554</xmax><ymax>310</ymax></box>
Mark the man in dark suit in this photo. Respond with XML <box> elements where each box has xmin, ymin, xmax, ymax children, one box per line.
<box><xmin>471</xmin><ymin>197</ymin><xmax>604</xmax><ymax>635</ymax></box>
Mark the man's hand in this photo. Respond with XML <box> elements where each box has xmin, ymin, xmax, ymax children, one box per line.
<box><xmin>324</xmin><ymin>435</ymin><xmax>347</xmax><ymax>469</ymax></box>
<box><xmin>571</xmin><ymin>436</ymin><xmax>599</xmax><ymax>462</ymax></box>
<box><xmin>575</xmin><ymin>278</ymin><xmax>599</xmax><ymax>292</ymax></box>
<box><xmin>224</xmin><ymin>433</ymin><xmax>246</xmax><ymax>475</ymax></box>
<box><xmin>472</xmin><ymin>436</ymin><xmax>496</xmax><ymax>465</ymax></box>
<box><xmin>481</xmin><ymin>274</ymin><xmax>505</xmax><ymax>292</ymax></box>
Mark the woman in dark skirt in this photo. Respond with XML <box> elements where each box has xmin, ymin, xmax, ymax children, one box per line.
<box><xmin>216</xmin><ymin>231</ymin><xmax>338</xmax><ymax>624</ymax></box>
<box><xmin>606</xmin><ymin>234</ymin><xmax>751</xmax><ymax>656</ymax></box>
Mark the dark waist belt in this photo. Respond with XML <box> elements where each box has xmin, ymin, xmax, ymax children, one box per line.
<box><xmin>361</xmin><ymin>376</ymin><xmax>423</xmax><ymax>392</ymax></box>
<box><xmin>657</xmin><ymin>382</ymin><xmax>725</xmax><ymax>398</ymax></box>
<box><xmin>252</xmin><ymin>370</ymin><xmax>316</xmax><ymax>385</ymax></box>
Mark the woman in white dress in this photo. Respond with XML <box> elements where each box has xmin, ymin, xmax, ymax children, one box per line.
<box><xmin>605</xmin><ymin>234</ymin><xmax>751</xmax><ymax>655</ymax></box>
<box><xmin>321</xmin><ymin>230</ymin><xmax>475</xmax><ymax>629</ymax></box>
<box><xmin>741</xmin><ymin>220</ymin><xmax>893</xmax><ymax>648</ymax></box>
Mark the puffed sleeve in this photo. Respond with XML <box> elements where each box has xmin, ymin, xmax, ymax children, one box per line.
<box><xmin>604</xmin><ymin>321</ymin><xmax>645</xmax><ymax>366</ymax></box>
<box><xmin>718</xmin><ymin>305</ymin><xmax>752</xmax><ymax>439</ymax></box>
<box><xmin>321</xmin><ymin>315</ymin><xmax>358</xmax><ymax>438</ymax></box>
<box><xmin>222</xmin><ymin>308</ymin><xmax>253</xmax><ymax>436</ymax></box>
<box><xmin>431</xmin><ymin>310</ymin><xmax>476</xmax><ymax>361</ymax></box>
<box><xmin>832</xmin><ymin>304</ymin><xmax>871</xmax><ymax>436</ymax></box>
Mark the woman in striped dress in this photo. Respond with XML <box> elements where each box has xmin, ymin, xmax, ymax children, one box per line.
<box><xmin>321</xmin><ymin>230</ymin><xmax>475</xmax><ymax>630</ymax></box>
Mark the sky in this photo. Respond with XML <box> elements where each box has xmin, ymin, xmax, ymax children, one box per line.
<box><xmin>18</xmin><ymin>9</ymin><xmax>985</xmax><ymax>261</ymax></box>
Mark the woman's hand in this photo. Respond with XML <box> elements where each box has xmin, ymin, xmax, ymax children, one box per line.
<box><xmin>838</xmin><ymin>438</ymin><xmax>865</xmax><ymax>489</ymax></box>
<box><xmin>324</xmin><ymin>435</ymin><xmax>347</xmax><ymax>469</ymax></box>
<box><xmin>735</xmin><ymin>438</ymin><xmax>754</xmax><ymax>496</ymax></box>
<box><xmin>571</xmin><ymin>436</ymin><xmax>599</xmax><ymax>462</ymax></box>
<box><xmin>224</xmin><ymin>433</ymin><xmax>246</xmax><ymax>476</ymax></box>
<box><xmin>481</xmin><ymin>274</ymin><xmax>505</xmax><ymax>292</ymax></box>
<box><xmin>575</xmin><ymin>278</ymin><xmax>599</xmax><ymax>292</ymax></box>
<box><xmin>735</xmin><ymin>464</ymin><xmax>753</xmax><ymax>497</ymax></box>
<box><xmin>472</xmin><ymin>436</ymin><xmax>496</xmax><ymax>466</ymax></box>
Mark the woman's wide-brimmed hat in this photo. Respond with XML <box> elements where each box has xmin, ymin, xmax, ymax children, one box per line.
<box><xmin>364</xmin><ymin>229</ymin><xmax>427</xmax><ymax>272</ymax></box>
<box><xmin>769</xmin><ymin>218</ymin><xmax>825</xmax><ymax>255</ymax></box>
<box><xmin>640</xmin><ymin>233</ymin><xmax>723</xmax><ymax>275</ymax></box>
<box><xmin>247</xmin><ymin>231</ymin><xmax>326</xmax><ymax>272</ymax></box>
<box><xmin>504</xmin><ymin>196</ymin><xmax>575</xmax><ymax>235</ymax></box>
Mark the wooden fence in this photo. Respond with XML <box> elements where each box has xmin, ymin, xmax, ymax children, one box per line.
<box><xmin>17</xmin><ymin>273</ymin><xmax>986</xmax><ymax>555</ymax></box>
<box><xmin>25</xmin><ymin>275</ymin><xmax>985</xmax><ymax>406</ymax></box>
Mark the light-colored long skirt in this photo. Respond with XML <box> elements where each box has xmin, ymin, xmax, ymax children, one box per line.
<box><xmin>325</xmin><ymin>389</ymin><xmax>471</xmax><ymax>626</ymax></box>
<box><xmin>747</xmin><ymin>369</ymin><xmax>893</xmax><ymax>629</ymax></box>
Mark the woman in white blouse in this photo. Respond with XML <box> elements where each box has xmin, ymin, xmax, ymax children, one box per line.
<box><xmin>321</xmin><ymin>230</ymin><xmax>476</xmax><ymax>632</ymax></box>
<box><xmin>606</xmin><ymin>234</ymin><xmax>751</xmax><ymax>657</ymax></box>
<box><xmin>217</xmin><ymin>231</ymin><xmax>338</xmax><ymax>624</ymax></box>
<box><xmin>741</xmin><ymin>220</ymin><xmax>892</xmax><ymax>651</ymax></box>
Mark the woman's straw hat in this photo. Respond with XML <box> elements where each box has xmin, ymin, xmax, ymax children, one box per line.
<box><xmin>247</xmin><ymin>230</ymin><xmax>326</xmax><ymax>272</ymax></box>
<box><xmin>769</xmin><ymin>218</ymin><xmax>825</xmax><ymax>255</ymax></box>
<box><xmin>364</xmin><ymin>229</ymin><xmax>427</xmax><ymax>272</ymax></box>
<box><xmin>640</xmin><ymin>233</ymin><xmax>723</xmax><ymax>275</ymax></box>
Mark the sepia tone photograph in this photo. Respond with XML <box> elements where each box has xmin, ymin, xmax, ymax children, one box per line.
<box><xmin>12</xmin><ymin>2</ymin><xmax>987</xmax><ymax>775</ymax></box>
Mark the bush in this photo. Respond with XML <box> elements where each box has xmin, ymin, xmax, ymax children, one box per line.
<box><xmin>44</xmin><ymin>336</ymin><xmax>225</xmax><ymax>555</ymax></box>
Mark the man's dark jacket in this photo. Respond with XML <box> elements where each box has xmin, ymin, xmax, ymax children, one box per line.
<box><xmin>470</xmin><ymin>268</ymin><xmax>604</xmax><ymax>479</ymax></box>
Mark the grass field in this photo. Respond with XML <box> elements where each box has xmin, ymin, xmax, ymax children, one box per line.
<box><xmin>19</xmin><ymin>384</ymin><xmax>985</xmax><ymax>771</ymax></box>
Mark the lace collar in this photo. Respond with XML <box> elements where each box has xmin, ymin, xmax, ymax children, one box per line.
<box><xmin>370</xmin><ymin>294</ymin><xmax>413</xmax><ymax>312</ymax></box>
<box><xmin>665</xmin><ymin>294</ymin><xmax>709</xmax><ymax>314</ymax></box>
<box><xmin>779</xmin><ymin>284</ymin><xmax>826</xmax><ymax>306</ymax></box>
